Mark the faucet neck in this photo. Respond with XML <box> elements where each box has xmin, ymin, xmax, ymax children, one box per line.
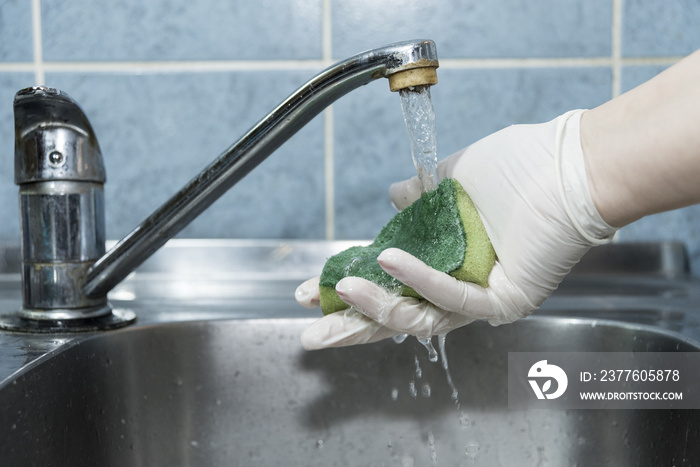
<box><xmin>83</xmin><ymin>40</ymin><xmax>438</xmax><ymax>299</ymax></box>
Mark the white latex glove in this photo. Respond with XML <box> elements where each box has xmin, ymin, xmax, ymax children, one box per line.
<box><xmin>296</xmin><ymin>110</ymin><xmax>617</xmax><ymax>350</ymax></box>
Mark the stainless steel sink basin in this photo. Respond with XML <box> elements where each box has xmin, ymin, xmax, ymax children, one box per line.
<box><xmin>1</xmin><ymin>316</ymin><xmax>698</xmax><ymax>466</ymax></box>
<box><xmin>1</xmin><ymin>240</ymin><xmax>699</xmax><ymax>466</ymax></box>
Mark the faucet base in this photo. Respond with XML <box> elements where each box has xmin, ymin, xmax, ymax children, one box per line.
<box><xmin>18</xmin><ymin>302</ymin><xmax>114</xmax><ymax>321</ymax></box>
<box><xmin>0</xmin><ymin>308</ymin><xmax>136</xmax><ymax>333</ymax></box>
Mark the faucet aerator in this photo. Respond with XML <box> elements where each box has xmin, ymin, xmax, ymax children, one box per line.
<box><xmin>388</xmin><ymin>66</ymin><xmax>439</xmax><ymax>92</ymax></box>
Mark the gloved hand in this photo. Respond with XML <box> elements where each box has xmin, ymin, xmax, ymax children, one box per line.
<box><xmin>296</xmin><ymin>110</ymin><xmax>617</xmax><ymax>350</ymax></box>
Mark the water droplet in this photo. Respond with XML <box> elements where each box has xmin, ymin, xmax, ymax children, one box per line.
<box><xmin>428</xmin><ymin>430</ymin><xmax>438</xmax><ymax>465</ymax></box>
<box><xmin>465</xmin><ymin>442</ymin><xmax>480</xmax><ymax>460</ymax></box>
<box><xmin>414</xmin><ymin>355</ymin><xmax>423</xmax><ymax>379</ymax></box>
<box><xmin>316</xmin><ymin>439</ymin><xmax>324</xmax><ymax>449</ymax></box>
<box><xmin>438</xmin><ymin>333</ymin><xmax>460</xmax><ymax>405</ymax></box>
<box><xmin>391</xmin><ymin>388</ymin><xmax>399</xmax><ymax>401</ymax></box>
<box><xmin>393</xmin><ymin>333</ymin><xmax>409</xmax><ymax>344</ymax></box>
<box><xmin>409</xmin><ymin>381</ymin><xmax>418</xmax><ymax>399</ymax></box>
<box><xmin>190</xmin><ymin>440</ymin><xmax>199</xmax><ymax>448</ymax></box>
<box><xmin>417</xmin><ymin>337</ymin><xmax>438</xmax><ymax>362</ymax></box>
<box><xmin>421</xmin><ymin>383</ymin><xmax>432</xmax><ymax>398</ymax></box>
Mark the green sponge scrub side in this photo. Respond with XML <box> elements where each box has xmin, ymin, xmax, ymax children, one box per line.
<box><xmin>319</xmin><ymin>178</ymin><xmax>495</xmax><ymax>315</ymax></box>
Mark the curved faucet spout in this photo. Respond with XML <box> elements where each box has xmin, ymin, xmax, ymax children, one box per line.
<box><xmin>82</xmin><ymin>40</ymin><xmax>438</xmax><ymax>299</ymax></box>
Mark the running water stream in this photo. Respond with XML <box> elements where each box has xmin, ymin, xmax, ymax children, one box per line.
<box><xmin>397</xmin><ymin>83</ymin><xmax>441</xmax><ymax>361</ymax></box>
<box><xmin>397</xmin><ymin>84</ymin><xmax>442</xmax><ymax>361</ymax></box>
<box><xmin>399</xmin><ymin>85</ymin><xmax>439</xmax><ymax>193</ymax></box>
<box><xmin>396</xmin><ymin>85</ymin><xmax>480</xmax><ymax>463</ymax></box>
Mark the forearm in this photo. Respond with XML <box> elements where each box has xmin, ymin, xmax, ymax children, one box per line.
<box><xmin>581</xmin><ymin>49</ymin><xmax>700</xmax><ymax>227</ymax></box>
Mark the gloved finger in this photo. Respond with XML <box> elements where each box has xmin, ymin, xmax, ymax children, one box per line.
<box><xmin>378</xmin><ymin>248</ymin><xmax>537</xmax><ymax>325</ymax></box>
<box><xmin>300</xmin><ymin>308</ymin><xmax>399</xmax><ymax>350</ymax></box>
<box><xmin>389</xmin><ymin>176</ymin><xmax>422</xmax><ymax>211</ymax></box>
<box><xmin>335</xmin><ymin>276</ymin><xmax>475</xmax><ymax>337</ymax></box>
<box><xmin>376</xmin><ymin>248</ymin><xmax>495</xmax><ymax>320</ymax></box>
<box><xmin>295</xmin><ymin>277</ymin><xmax>321</xmax><ymax>309</ymax></box>
<box><xmin>436</xmin><ymin>149</ymin><xmax>463</xmax><ymax>180</ymax></box>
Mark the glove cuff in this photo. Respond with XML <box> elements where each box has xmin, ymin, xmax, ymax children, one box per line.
<box><xmin>555</xmin><ymin>110</ymin><xmax>617</xmax><ymax>245</ymax></box>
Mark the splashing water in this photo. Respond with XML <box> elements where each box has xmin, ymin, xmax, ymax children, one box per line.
<box><xmin>428</xmin><ymin>430</ymin><xmax>438</xmax><ymax>466</ymax></box>
<box><xmin>414</xmin><ymin>355</ymin><xmax>423</xmax><ymax>379</ymax></box>
<box><xmin>465</xmin><ymin>442</ymin><xmax>480</xmax><ymax>461</ymax></box>
<box><xmin>417</xmin><ymin>337</ymin><xmax>439</xmax><ymax>362</ymax></box>
<box><xmin>399</xmin><ymin>85</ymin><xmax>438</xmax><ymax>193</ymax></box>
<box><xmin>438</xmin><ymin>333</ymin><xmax>460</xmax><ymax>405</ymax></box>
<box><xmin>408</xmin><ymin>380</ymin><xmax>418</xmax><ymax>399</ymax></box>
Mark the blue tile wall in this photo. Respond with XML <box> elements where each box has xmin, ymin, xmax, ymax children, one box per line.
<box><xmin>1</xmin><ymin>0</ymin><xmax>700</xmax><ymax>271</ymax></box>
<box><xmin>42</xmin><ymin>0</ymin><xmax>323</xmax><ymax>61</ymax></box>
<box><xmin>45</xmin><ymin>71</ymin><xmax>326</xmax><ymax>239</ymax></box>
<box><xmin>0</xmin><ymin>73</ymin><xmax>33</xmax><ymax>241</ymax></box>
<box><xmin>333</xmin><ymin>0</ymin><xmax>612</xmax><ymax>59</ymax></box>
<box><xmin>0</xmin><ymin>1</ymin><xmax>32</xmax><ymax>61</ymax></box>
<box><xmin>623</xmin><ymin>0</ymin><xmax>700</xmax><ymax>56</ymax></box>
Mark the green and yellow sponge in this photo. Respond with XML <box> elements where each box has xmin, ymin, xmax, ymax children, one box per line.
<box><xmin>319</xmin><ymin>178</ymin><xmax>496</xmax><ymax>315</ymax></box>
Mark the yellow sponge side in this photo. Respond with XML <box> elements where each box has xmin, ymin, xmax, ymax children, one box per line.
<box><xmin>319</xmin><ymin>284</ymin><xmax>349</xmax><ymax>315</ymax></box>
<box><xmin>449</xmin><ymin>180</ymin><xmax>495</xmax><ymax>287</ymax></box>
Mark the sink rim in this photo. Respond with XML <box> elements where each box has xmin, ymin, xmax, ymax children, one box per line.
<box><xmin>2</xmin><ymin>312</ymin><xmax>699</xmax><ymax>392</ymax></box>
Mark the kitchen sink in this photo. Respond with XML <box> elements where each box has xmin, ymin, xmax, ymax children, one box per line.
<box><xmin>0</xmin><ymin>240</ymin><xmax>699</xmax><ymax>466</ymax></box>
<box><xmin>1</xmin><ymin>316</ymin><xmax>699</xmax><ymax>466</ymax></box>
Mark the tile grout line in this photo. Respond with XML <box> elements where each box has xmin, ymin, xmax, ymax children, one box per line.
<box><xmin>0</xmin><ymin>63</ymin><xmax>34</xmax><ymax>72</ymax></box>
<box><xmin>439</xmin><ymin>57</ymin><xmax>614</xmax><ymax>68</ymax></box>
<box><xmin>0</xmin><ymin>57</ymin><xmax>684</xmax><ymax>75</ymax></box>
<box><xmin>322</xmin><ymin>0</ymin><xmax>335</xmax><ymax>240</ymax></box>
<box><xmin>31</xmin><ymin>0</ymin><xmax>44</xmax><ymax>85</ymax></box>
<box><xmin>440</xmin><ymin>57</ymin><xmax>681</xmax><ymax>69</ymax></box>
<box><xmin>321</xmin><ymin>0</ymin><xmax>333</xmax><ymax>66</ymax></box>
<box><xmin>323</xmin><ymin>106</ymin><xmax>335</xmax><ymax>241</ymax></box>
<box><xmin>611</xmin><ymin>0</ymin><xmax>623</xmax><ymax>98</ymax></box>
<box><xmin>40</xmin><ymin>60</ymin><xmax>328</xmax><ymax>73</ymax></box>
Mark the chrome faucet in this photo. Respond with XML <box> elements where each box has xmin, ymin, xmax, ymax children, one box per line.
<box><xmin>2</xmin><ymin>40</ymin><xmax>439</xmax><ymax>332</ymax></box>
